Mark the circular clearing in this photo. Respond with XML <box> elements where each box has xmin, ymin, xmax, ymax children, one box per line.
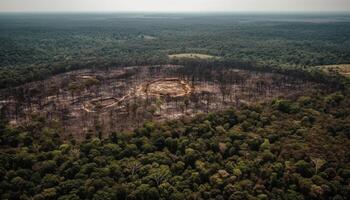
<box><xmin>145</xmin><ymin>78</ymin><xmax>191</xmax><ymax>97</ymax></box>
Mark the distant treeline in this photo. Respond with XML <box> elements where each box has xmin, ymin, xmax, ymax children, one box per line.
<box><xmin>171</xmin><ymin>59</ymin><xmax>350</xmax><ymax>91</ymax></box>
<box><xmin>1</xmin><ymin>58</ymin><xmax>349</xmax><ymax>94</ymax></box>
<box><xmin>1</xmin><ymin>13</ymin><xmax>350</xmax><ymax>89</ymax></box>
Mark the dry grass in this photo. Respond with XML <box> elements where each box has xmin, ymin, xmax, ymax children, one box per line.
<box><xmin>168</xmin><ymin>53</ymin><xmax>218</xmax><ymax>59</ymax></box>
<box><xmin>318</xmin><ymin>64</ymin><xmax>350</xmax><ymax>77</ymax></box>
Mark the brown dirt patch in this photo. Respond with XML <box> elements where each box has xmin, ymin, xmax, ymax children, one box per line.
<box><xmin>138</xmin><ymin>78</ymin><xmax>192</xmax><ymax>98</ymax></box>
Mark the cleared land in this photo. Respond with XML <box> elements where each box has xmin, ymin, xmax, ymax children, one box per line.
<box><xmin>139</xmin><ymin>78</ymin><xmax>192</xmax><ymax>98</ymax></box>
<box><xmin>139</xmin><ymin>34</ymin><xmax>157</xmax><ymax>40</ymax></box>
<box><xmin>168</xmin><ymin>53</ymin><xmax>218</xmax><ymax>59</ymax></box>
<box><xmin>318</xmin><ymin>64</ymin><xmax>350</xmax><ymax>77</ymax></box>
<box><xmin>0</xmin><ymin>65</ymin><xmax>318</xmax><ymax>140</ymax></box>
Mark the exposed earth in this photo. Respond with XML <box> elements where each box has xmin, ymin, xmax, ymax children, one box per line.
<box><xmin>318</xmin><ymin>64</ymin><xmax>350</xmax><ymax>77</ymax></box>
<box><xmin>139</xmin><ymin>78</ymin><xmax>192</xmax><ymax>97</ymax></box>
<box><xmin>0</xmin><ymin>65</ymin><xmax>319</xmax><ymax>141</ymax></box>
<box><xmin>168</xmin><ymin>53</ymin><xmax>218</xmax><ymax>59</ymax></box>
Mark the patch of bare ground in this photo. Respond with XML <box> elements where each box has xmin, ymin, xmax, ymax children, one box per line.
<box><xmin>139</xmin><ymin>35</ymin><xmax>157</xmax><ymax>40</ymax></box>
<box><xmin>168</xmin><ymin>53</ymin><xmax>218</xmax><ymax>59</ymax></box>
<box><xmin>0</xmin><ymin>65</ymin><xmax>319</xmax><ymax>141</ymax></box>
<box><xmin>137</xmin><ymin>78</ymin><xmax>192</xmax><ymax>98</ymax></box>
<box><xmin>317</xmin><ymin>64</ymin><xmax>350</xmax><ymax>77</ymax></box>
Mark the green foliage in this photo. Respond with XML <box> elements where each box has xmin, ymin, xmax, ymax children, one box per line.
<box><xmin>1</xmin><ymin>13</ymin><xmax>350</xmax><ymax>198</ymax></box>
<box><xmin>1</xmin><ymin>13</ymin><xmax>350</xmax><ymax>88</ymax></box>
<box><xmin>272</xmin><ymin>99</ymin><xmax>300</xmax><ymax>114</ymax></box>
<box><xmin>2</xmin><ymin>90</ymin><xmax>349</xmax><ymax>199</ymax></box>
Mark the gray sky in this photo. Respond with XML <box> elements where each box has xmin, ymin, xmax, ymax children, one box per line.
<box><xmin>0</xmin><ymin>0</ymin><xmax>350</xmax><ymax>12</ymax></box>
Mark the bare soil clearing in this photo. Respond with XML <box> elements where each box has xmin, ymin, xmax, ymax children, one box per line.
<box><xmin>0</xmin><ymin>65</ymin><xmax>318</xmax><ymax>141</ymax></box>
<box><xmin>168</xmin><ymin>53</ymin><xmax>218</xmax><ymax>59</ymax></box>
<box><xmin>318</xmin><ymin>64</ymin><xmax>350</xmax><ymax>77</ymax></box>
<box><xmin>138</xmin><ymin>34</ymin><xmax>157</xmax><ymax>40</ymax></box>
<box><xmin>138</xmin><ymin>78</ymin><xmax>192</xmax><ymax>98</ymax></box>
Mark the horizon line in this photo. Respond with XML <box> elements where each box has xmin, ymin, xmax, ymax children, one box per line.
<box><xmin>1</xmin><ymin>10</ymin><xmax>350</xmax><ymax>14</ymax></box>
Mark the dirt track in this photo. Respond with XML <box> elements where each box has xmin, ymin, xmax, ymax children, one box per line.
<box><xmin>83</xmin><ymin>78</ymin><xmax>192</xmax><ymax>113</ymax></box>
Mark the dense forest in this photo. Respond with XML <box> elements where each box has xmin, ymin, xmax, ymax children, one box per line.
<box><xmin>1</xmin><ymin>13</ymin><xmax>350</xmax><ymax>88</ymax></box>
<box><xmin>1</xmin><ymin>13</ymin><xmax>350</xmax><ymax>200</ymax></box>
<box><xmin>1</xmin><ymin>88</ymin><xmax>350</xmax><ymax>200</ymax></box>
